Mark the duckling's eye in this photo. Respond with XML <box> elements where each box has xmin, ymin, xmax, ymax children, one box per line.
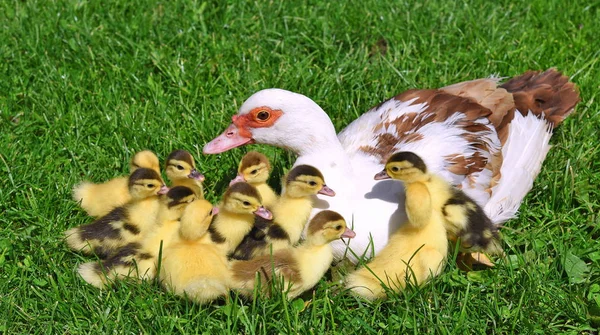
<box><xmin>147</xmin><ymin>184</ymin><xmax>155</xmax><ymax>188</ymax></box>
<box><xmin>391</xmin><ymin>167</ymin><xmax>399</xmax><ymax>172</ymax></box>
<box><xmin>335</xmin><ymin>225</ymin><xmax>342</xmax><ymax>230</ymax></box>
<box><xmin>177</xmin><ymin>165</ymin><xmax>184</xmax><ymax>170</ymax></box>
<box><xmin>251</xmin><ymin>169</ymin><xmax>258</xmax><ymax>175</ymax></box>
<box><xmin>256</xmin><ymin>111</ymin><xmax>270</xmax><ymax>121</ymax></box>
<box><xmin>308</xmin><ymin>181</ymin><xmax>317</xmax><ymax>187</ymax></box>
<box><xmin>243</xmin><ymin>201</ymin><xmax>251</xmax><ymax>206</ymax></box>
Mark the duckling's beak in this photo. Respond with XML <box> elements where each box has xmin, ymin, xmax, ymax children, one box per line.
<box><xmin>341</xmin><ymin>227</ymin><xmax>356</xmax><ymax>239</ymax></box>
<box><xmin>188</xmin><ymin>169</ymin><xmax>205</xmax><ymax>182</ymax></box>
<box><xmin>253</xmin><ymin>206</ymin><xmax>273</xmax><ymax>220</ymax></box>
<box><xmin>229</xmin><ymin>174</ymin><xmax>246</xmax><ymax>186</ymax></box>
<box><xmin>374</xmin><ymin>170</ymin><xmax>391</xmax><ymax>180</ymax></box>
<box><xmin>211</xmin><ymin>206</ymin><xmax>220</xmax><ymax>215</ymax></box>
<box><xmin>158</xmin><ymin>185</ymin><xmax>169</xmax><ymax>195</ymax></box>
<box><xmin>203</xmin><ymin>123</ymin><xmax>253</xmax><ymax>154</ymax></box>
<box><xmin>318</xmin><ymin>185</ymin><xmax>336</xmax><ymax>197</ymax></box>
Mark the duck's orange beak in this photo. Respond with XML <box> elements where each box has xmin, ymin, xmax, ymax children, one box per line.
<box><xmin>203</xmin><ymin>123</ymin><xmax>253</xmax><ymax>154</ymax></box>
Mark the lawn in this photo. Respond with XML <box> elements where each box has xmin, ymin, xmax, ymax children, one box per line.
<box><xmin>1</xmin><ymin>0</ymin><xmax>599</xmax><ymax>333</ymax></box>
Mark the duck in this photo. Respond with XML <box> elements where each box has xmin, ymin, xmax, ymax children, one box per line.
<box><xmin>230</xmin><ymin>210</ymin><xmax>356</xmax><ymax>299</ymax></box>
<box><xmin>72</xmin><ymin>150</ymin><xmax>162</xmax><ymax>217</ymax></box>
<box><xmin>203</xmin><ymin>69</ymin><xmax>579</xmax><ymax>262</ymax></box>
<box><xmin>159</xmin><ymin>199</ymin><xmax>228</xmax><ymax>304</ymax></box>
<box><xmin>230</xmin><ymin>165</ymin><xmax>335</xmax><ymax>260</ymax></box>
<box><xmin>229</xmin><ymin>151</ymin><xmax>278</xmax><ymax>209</ymax></box>
<box><xmin>345</xmin><ymin>153</ymin><xmax>450</xmax><ymax>300</ymax></box>
<box><xmin>64</xmin><ymin>168</ymin><xmax>168</xmax><ymax>258</ymax></box>
<box><xmin>165</xmin><ymin>149</ymin><xmax>205</xmax><ymax>198</ymax></box>
<box><xmin>375</xmin><ymin>151</ymin><xmax>502</xmax><ymax>254</ymax></box>
<box><xmin>200</xmin><ymin>182</ymin><xmax>273</xmax><ymax>256</ymax></box>
<box><xmin>77</xmin><ymin>186</ymin><xmax>197</xmax><ymax>288</ymax></box>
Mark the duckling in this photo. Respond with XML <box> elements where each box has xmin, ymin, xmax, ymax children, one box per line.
<box><xmin>378</xmin><ymin>152</ymin><xmax>502</xmax><ymax>254</ymax></box>
<box><xmin>77</xmin><ymin>186</ymin><xmax>196</xmax><ymax>288</ymax></box>
<box><xmin>200</xmin><ymin>182</ymin><xmax>273</xmax><ymax>256</ymax></box>
<box><xmin>72</xmin><ymin>150</ymin><xmax>162</xmax><ymax>217</ymax></box>
<box><xmin>65</xmin><ymin>168</ymin><xmax>168</xmax><ymax>257</ymax></box>
<box><xmin>230</xmin><ymin>210</ymin><xmax>355</xmax><ymax>299</ymax></box>
<box><xmin>230</xmin><ymin>151</ymin><xmax>278</xmax><ymax>209</ymax></box>
<box><xmin>165</xmin><ymin>149</ymin><xmax>205</xmax><ymax>198</ymax></box>
<box><xmin>159</xmin><ymin>200</ymin><xmax>229</xmax><ymax>304</ymax></box>
<box><xmin>345</xmin><ymin>152</ymin><xmax>449</xmax><ymax>300</ymax></box>
<box><xmin>230</xmin><ymin>165</ymin><xmax>335</xmax><ymax>260</ymax></box>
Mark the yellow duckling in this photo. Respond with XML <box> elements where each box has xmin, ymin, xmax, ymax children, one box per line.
<box><xmin>201</xmin><ymin>182</ymin><xmax>272</xmax><ymax>256</ymax></box>
<box><xmin>159</xmin><ymin>200</ymin><xmax>228</xmax><ymax>304</ymax></box>
<box><xmin>165</xmin><ymin>149</ymin><xmax>205</xmax><ymax>198</ymax></box>
<box><xmin>230</xmin><ymin>210</ymin><xmax>355</xmax><ymax>299</ymax></box>
<box><xmin>77</xmin><ymin>186</ymin><xmax>196</xmax><ymax>288</ymax></box>
<box><xmin>345</xmin><ymin>152</ymin><xmax>449</xmax><ymax>300</ymax></box>
<box><xmin>230</xmin><ymin>165</ymin><xmax>335</xmax><ymax>260</ymax></box>
<box><xmin>65</xmin><ymin>168</ymin><xmax>168</xmax><ymax>257</ymax></box>
<box><xmin>72</xmin><ymin>150</ymin><xmax>161</xmax><ymax>217</ymax></box>
<box><xmin>229</xmin><ymin>151</ymin><xmax>278</xmax><ymax>209</ymax></box>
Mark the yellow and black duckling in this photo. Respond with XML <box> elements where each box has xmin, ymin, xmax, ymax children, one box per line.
<box><xmin>165</xmin><ymin>149</ymin><xmax>205</xmax><ymax>198</ymax></box>
<box><xmin>157</xmin><ymin>183</ymin><xmax>270</xmax><ymax>304</ymax></box>
<box><xmin>230</xmin><ymin>165</ymin><xmax>335</xmax><ymax>260</ymax></box>
<box><xmin>346</xmin><ymin>152</ymin><xmax>449</xmax><ymax>300</ymax></box>
<box><xmin>72</xmin><ymin>150</ymin><xmax>161</xmax><ymax>217</ymax></box>
<box><xmin>65</xmin><ymin>168</ymin><xmax>168</xmax><ymax>258</ymax></box>
<box><xmin>201</xmin><ymin>182</ymin><xmax>272</xmax><ymax>256</ymax></box>
<box><xmin>229</xmin><ymin>151</ymin><xmax>278</xmax><ymax>209</ymax></box>
<box><xmin>159</xmin><ymin>199</ymin><xmax>229</xmax><ymax>304</ymax></box>
<box><xmin>382</xmin><ymin>152</ymin><xmax>502</xmax><ymax>254</ymax></box>
<box><xmin>230</xmin><ymin>210</ymin><xmax>355</xmax><ymax>299</ymax></box>
<box><xmin>77</xmin><ymin>186</ymin><xmax>197</xmax><ymax>288</ymax></box>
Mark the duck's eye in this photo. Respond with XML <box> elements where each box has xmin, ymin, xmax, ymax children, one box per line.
<box><xmin>256</xmin><ymin>110</ymin><xmax>270</xmax><ymax>121</ymax></box>
<box><xmin>335</xmin><ymin>225</ymin><xmax>342</xmax><ymax>230</ymax></box>
<box><xmin>308</xmin><ymin>181</ymin><xmax>317</xmax><ymax>187</ymax></box>
<box><xmin>391</xmin><ymin>167</ymin><xmax>399</xmax><ymax>172</ymax></box>
<box><xmin>243</xmin><ymin>201</ymin><xmax>251</xmax><ymax>206</ymax></box>
<box><xmin>147</xmin><ymin>184</ymin><xmax>155</xmax><ymax>188</ymax></box>
<box><xmin>177</xmin><ymin>165</ymin><xmax>184</xmax><ymax>170</ymax></box>
<box><xmin>251</xmin><ymin>169</ymin><xmax>258</xmax><ymax>175</ymax></box>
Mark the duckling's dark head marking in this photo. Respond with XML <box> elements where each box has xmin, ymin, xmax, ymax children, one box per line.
<box><xmin>166</xmin><ymin>186</ymin><xmax>196</xmax><ymax>208</ymax></box>
<box><xmin>128</xmin><ymin>168</ymin><xmax>163</xmax><ymax>187</ymax></box>
<box><xmin>224</xmin><ymin>182</ymin><xmax>261</xmax><ymax>201</ymax></box>
<box><xmin>166</xmin><ymin>149</ymin><xmax>195</xmax><ymax>168</ymax></box>
<box><xmin>239</xmin><ymin>151</ymin><xmax>270</xmax><ymax>171</ymax></box>
<box><xmin>286</xmin><ymin>165</ymin><xmax>324</xmax><ymax>184</ymax></box>
<box><xmin>387</xmin><ymin>152</ymin><xmax>427</xmax><ymax>174</ymax></box>
<box><xmin>307</xmin><ymin>210</ymin><xmax>345</xmax><ymax>236</ymax></box>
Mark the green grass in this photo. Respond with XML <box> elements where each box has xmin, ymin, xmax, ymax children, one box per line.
<box><xmin>1</xmin><ymin>0</ymin><xmax>599</xmax><ymax>333</ymax></box>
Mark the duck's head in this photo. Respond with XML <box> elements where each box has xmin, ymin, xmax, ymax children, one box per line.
<box><xmin>221</xmin><ymin>182</ymin><xmax>272</xmax><ymax>220</ymax></box>
<box><xmin>161</xmin><ymin>186</ymin><xmax>197</xmax><ymax>211</ymax></box>
<box><xmin>165</xmin><ymin>149</ymin><xmax>205</xmax><ymax>183</ymax></box>
<box><xmin>283</xmin><ymin>165</ymin><xmax>335</xmax><ymax>198</ymax></box>
<box><xmin>179</xmin><ymin>199</ymin><xmax>218</xmax><ymax>240</ymax></box>
<box><xmin>374</xmin><ymin>151</ymin><xmax>429</xmax><ymax>183</ymax></box>
<box><xmin>128</xmin><ymin>168</ymin><xmax>169</xmax><ymax>199</ymax></box>
<box><xmin>129</xmin><ymin>150</ymin><xmax>160</xmax><ymax>174</ymax></box>
<box><xmin>229</xmin><ymin>151</ymin><xmax>272</xmax><ymax>186</ymax></box>
<box><xmin>306</xmin><ymin>210</ymin><xmax>356</xmax><ymax>245</ymax></box>
<box><xmin>203</xmin><ymin>89</ymin><xmax>337</xmax><ymax>155</ymax></box>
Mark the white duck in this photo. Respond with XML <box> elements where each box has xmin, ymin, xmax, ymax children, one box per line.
<box><xmin>203</xmin><ymin>69</ymin><xmax>579</xmax><ymax>262</ymax></box>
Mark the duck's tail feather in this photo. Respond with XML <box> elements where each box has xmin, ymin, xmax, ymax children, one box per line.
<box><xmin>485</xmin><ymin>69</ymin><xmax>579</xmax><ymax>224</ymax></box>
<box><xmin>485</xmin><ymin>112</ymin><xmax>552</xmax><ymax>224</ymax></box>
<box><xmin>500</xmin><ymin>68</ymin><xmax>580</xmax><ymax>127</ymax></box>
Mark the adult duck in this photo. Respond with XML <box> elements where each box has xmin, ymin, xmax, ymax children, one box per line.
<box><xmin>203</xmin><ymin>69</ymin><xmax>579</xmax><ymax>262</ymax></box>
